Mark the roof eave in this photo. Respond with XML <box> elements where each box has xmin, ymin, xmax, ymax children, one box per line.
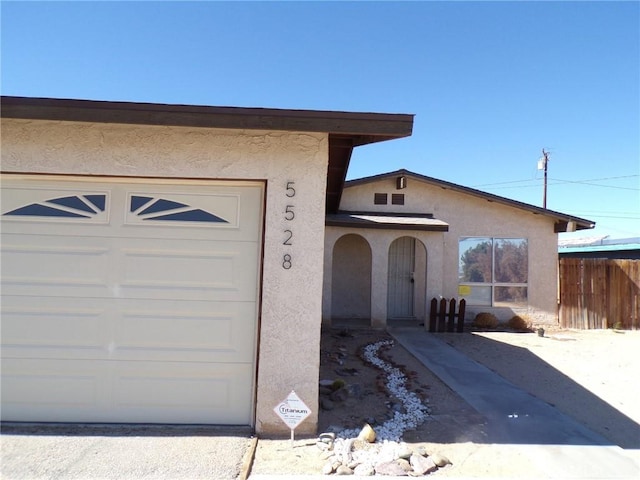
<box><xmin>1</xmin><ymin>96</ymin><xmax>414</xmax><ymax>216</ymax></box>
<box><xmin>346</xmin><ymin>169</ymin><xmax>595</xmax><ymax>231</ymax></box>
<box><xmin>326</xmin><ymin>211</ymin><xmax>449</xmax><ymax>232</ymax></box>
<box><xmin>0</xmin><ymin>96</ymin><xmax>414</xmax><ymax>143</ymax></box>
<box><xmin>325</xmin><ymin>218</ymin><xmax>449</xmax><ymax>232</ymax></box>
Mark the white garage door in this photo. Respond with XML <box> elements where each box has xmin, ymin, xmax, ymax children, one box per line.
<box><xmin>0</xmin><ymin>175</ymin><xmax>263</xmax><ymax>425</ymax></box>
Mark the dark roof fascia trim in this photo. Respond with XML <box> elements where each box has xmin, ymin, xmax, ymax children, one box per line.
<box><xmin>326</xmin><ymin>213</ymin><xmax>449</xmax><ymax>232</ymax></box>
<box><xmin>559</xmin><ymin>250</ymin><xmax>640</xmax><ymax>260</ymax></box>
<box><xmin>325</xmin><ymin>218</ymin><xmax>449</xmax><ymax>232</ymax></box>
<box><xmin>346</xmin><ymin>169</ymin><xmax>595</xmax><ymax>230</ymax></box>
<box><xmin>1</xmin><ymin>96</ymin><xmax>414</xmax><ymax>146</ymax></box>
<box><xmin>337</xmin><ymin>210</ymin><xmax>436</xmax><ymax>219</ymax></box>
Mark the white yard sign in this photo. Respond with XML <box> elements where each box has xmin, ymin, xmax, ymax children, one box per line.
<box><xmin>274</xmin><ymin>390</ymin><xmax>311</xmax><ymax>445</ymax></box>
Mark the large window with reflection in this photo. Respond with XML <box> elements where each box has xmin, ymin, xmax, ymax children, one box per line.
<box><xmin>458</xmin><ymin>237</ymin><xmax>528</xmax><ymax>307</ymax></box>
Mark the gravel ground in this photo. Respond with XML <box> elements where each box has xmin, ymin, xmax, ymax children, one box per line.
<box><xmin>0</xmin><ymin>424</ymin><xmax>253</xmax><ymax>480</ymax></box>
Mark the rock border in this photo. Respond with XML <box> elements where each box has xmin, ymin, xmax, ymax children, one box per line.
<box><xmin>317</xmin><ymin>339</ymin><xmax>450</xmax><ymax>476</ymax></box>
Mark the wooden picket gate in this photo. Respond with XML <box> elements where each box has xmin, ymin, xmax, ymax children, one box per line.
<box><xmin>429</xmin><ymin>298</ymin><xmax>466</xmax><ymax>333</ymax></box>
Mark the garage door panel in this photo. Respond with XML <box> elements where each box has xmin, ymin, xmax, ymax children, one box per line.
<box><xmin>0</xmin><ymin>186</ymin><xmax>110</xmax><ymax>225</ymax></box>
<box><xmin>2</xmin><ymin>374</ymin><xmax>98</xmax><ymax>408</ymax></box>
<box><xmin>1</xmin><ymin>181</ymin><xmax>263</xmax><ymax>242</ymax></box>
<box><xmin>114</xmin><ymin>362</ymin><xmax>250</xmax><ymax>407</ymax></box>
<box><xmin>119</xmin><ymin>184</ymin><xmax>263</xmax><ymax>242</ymax></box>
<box><xmin>1</xmin><ymin>359</ymin><xmax>107</xmax><ymax>410</ymax></box>
<box><xmin>113</xmin><ymin>302</ymin><xmax>257</xmax><ymax>363</ymax></box>
<box><xmin>1</xmin><ymin>239</ymin><xmax>259</xmax><ymax>302</ymax></box>
<box><xmin>1</xmin><ymin>299</ymin><xmax>257</xmax><ymax>363</ymax></box>
<box><xmin>118</xmin><ymin>241</ymin><xmax>258</xmax><ymax>301</ymax></box>
<box><xmin>121</xmin><ymin>248</ymin><xmax>237</xmax><ymax>290</ymax></box>
<box><xmin>1</xmin><ymin>236</ymin><xmax>111</xmax><ymax>297</ymax></box>
<box><xmin>1</xmin><ymin>359</ymin><xmax>252</xmax><ymax>424</ymax></box>
<box><xmin>115</xmin><ymin>362</ymin><xmax>253</xmax><ymax>423</ymax></box>
<box><xmin>1</xmin><ymin>303</ymin><xmax>108</xmax><ymax>356</ymax></box>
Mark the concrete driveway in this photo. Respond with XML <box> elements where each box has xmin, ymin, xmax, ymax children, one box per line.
<box><xmin>1</xmin><ymin>424</ymin><xmax>254</xmax><ymax>480</ymax></box>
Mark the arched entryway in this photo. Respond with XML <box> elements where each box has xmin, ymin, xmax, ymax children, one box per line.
<box><xmin>331</xmin><ymin>234</ymin><xmax>372</xmax><ymax>324</ymax></box>
<box><xmin>387</xmin><ymin>236</ymin><xmax>427</xmax><ymax>322</ymax></box>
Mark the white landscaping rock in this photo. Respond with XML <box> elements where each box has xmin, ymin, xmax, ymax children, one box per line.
<box><xmin>321</xmin><ymin>339</ymin><xmax>437</xmax><ymax>475</ymax></box>
<box><xmin>357</xmin><ymin>424</ymin><xmax>376</xmax><ymax>443</ymax></box>
<box><xmin>337</xmin><ymin>340</ymin><xmax>429</xmax><ymax>442</ymax></box>
<box><xmin>429</xmin><ymin>452</ymin><xmax>452</xmax><ymax>467</ymax></box>
<box><xmin>410</xmin><ymin>454</ymin><xmax>437</xmax><ymax>475</ymax></box>
<box><xmin>353</xmin><ymin>463</ymin><xmax>375</xmax><ymax>476</ymax></box>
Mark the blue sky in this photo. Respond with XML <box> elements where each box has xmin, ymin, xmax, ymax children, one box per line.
<box><xmin>2</xmin><ymin>1</ymin><xmax>639</xmax><ymax>239</ymax></box>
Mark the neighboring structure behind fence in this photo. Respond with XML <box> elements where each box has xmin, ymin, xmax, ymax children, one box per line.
<box><xmin>559</xmin><ymin>258</ymin><xmax>640</xmax><ymax>330</ymax></box>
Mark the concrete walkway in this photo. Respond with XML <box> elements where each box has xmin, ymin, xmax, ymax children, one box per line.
<box><xmin>388</xmin><ymin>327</ymin><xmax>640</xmax><ymax>479</ymax></box>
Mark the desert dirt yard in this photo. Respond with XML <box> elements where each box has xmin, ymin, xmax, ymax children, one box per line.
<box><xmin>440</xmin><ymin>328</ymin><xmax>640</xmax><ymax>450</ymax></box>
<box><xmin>250</xmin><ymin>326</ymin><xmax>640</xmax><ymax>477</ymax></box>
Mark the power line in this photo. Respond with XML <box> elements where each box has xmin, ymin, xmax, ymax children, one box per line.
<box><xmin>473</xmin><ymin>174</ymin><xmax>639</xmax><ymax>189</ymax></box>
<box><xmin>485</xmin><ymin>181</ymin><xmax>639</xmax><ymax>191</ymax></box>
<box><xmin>553</xmin><ymin>174</ymin><xmax>638</xmax><ymax>183</ymax></box>
<box><xmin>572</xmin><ymin>209</ymin><xmax>640</xmax><ymax>215</ymax></box>
<box><xmin>472</xmin><ymin>179</ymin><xmax>539</xmax><ymax>187</ymax></box>
<box><xmin>549</xmin><ymin>177</ymin><xmax>640</xmax><ymax>191</ymax></box>
<box><xmin>577</xmin><ymin>214</ymin><xmax>640</xmax><ymax>220</ymax></box>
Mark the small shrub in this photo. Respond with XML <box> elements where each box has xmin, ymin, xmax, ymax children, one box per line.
<box><xmin>506</xmin><ymin>315</ymin><xmax>532</xmax><ymax>332</ymax></box>
<box><xmin>472</xmin><ymin>312</ymin><xmax>499</xmax><ymax>329</ymax></box>
<box><xmin>331</xmin><ymin>378</ymin><xmax>346</xmax><ymax>391</ymax></box>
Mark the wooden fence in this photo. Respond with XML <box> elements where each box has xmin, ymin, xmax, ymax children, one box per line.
<box><xmin>559</xmin><ymin>258</ymin><xmax>640</xmax><ymax>330</ymax></box>
<box><xmin>429</xmin><ymin>298</ymin><xmax>466</xmax><ymax>333</ymax></box>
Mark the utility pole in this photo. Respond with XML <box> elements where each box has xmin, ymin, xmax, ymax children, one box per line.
<box><xmin>539</xmin><ymin>149</ymin><xmax>550</xmax><ymax>209</ymax></box>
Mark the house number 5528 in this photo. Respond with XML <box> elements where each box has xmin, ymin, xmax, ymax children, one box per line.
<box><xmin>283</xmin><ymin>181</ymin><xmax>295</xmax><ymax>269</ymax></box>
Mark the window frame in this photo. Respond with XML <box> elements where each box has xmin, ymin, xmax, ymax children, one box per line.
<box><xmin>458</xmin><ymin>236</ymin><xmax>529</xmax><ymax>307</ymax></box>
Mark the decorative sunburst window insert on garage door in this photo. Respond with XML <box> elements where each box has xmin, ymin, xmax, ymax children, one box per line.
<box><xmin>129</xmin><ymin>195</ymin><xmax>229</xmax><ymax>224</ymax></box>
<box><xmin>2</xmin><ymin>194</ymin><xmax>108</xmax><ymax>220</ymax></box>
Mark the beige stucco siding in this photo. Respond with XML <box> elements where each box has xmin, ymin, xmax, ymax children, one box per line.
<box><xmin>2</xmin><ymin>118</ymin><xmax>328</xmax><ymax>435</ymax></box>
<box><xmin>324</xmin><ymin>227</ymin><xmax>445</xmax><ymax>327</ymax></box>
<box><xmin>331</xmin><ymin>234</ymin><xmax>372</xmax><ymax>319</ymax></box>
<box><xmin>331</xmin><ymin>175</ymin><xmax>559</xmax><ymax>324</ymax></box>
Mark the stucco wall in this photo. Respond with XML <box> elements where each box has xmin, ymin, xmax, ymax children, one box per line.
<box><xmin>323</xmin><ymin>227</ymin><xmax>444</xmax><ymax>327</ymax></box>
<box><xmin>331</xmin><ymin>175</ymin><xmax>559</xmax><ymax>324</ymax></box>
<box><xmin>331</xmin><ymin>234</ymin><xmax>372</xmax><ymax>319</ymax></box>
<box><xmin>1</xmin><ymin>118</ymin><xmax>328</xmax><ymax>435</ymax></box>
